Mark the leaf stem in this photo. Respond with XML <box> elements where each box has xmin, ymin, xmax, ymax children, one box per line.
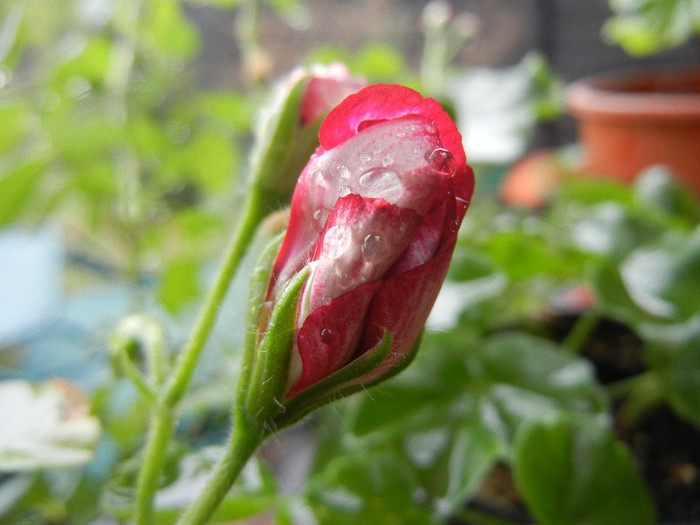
<box><xmin>134</xmin><ymin>187</ymin><xmax>268</xmax><ymax>524</ymax></box>
<box><xmin>176</xmin><ymin>412</ymin><xmax>265</xmax><ymax>525</ymax></box>
<box><xmin>561</xmin><ymin>308</ymin><xmax>599</xmax><ymax>354</ymax></box>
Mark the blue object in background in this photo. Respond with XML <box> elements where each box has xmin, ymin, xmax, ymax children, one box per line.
<box><xmin>0</xmin><ymin>225</ymin><xmax>64</xmax><ymax>348</ymax></box>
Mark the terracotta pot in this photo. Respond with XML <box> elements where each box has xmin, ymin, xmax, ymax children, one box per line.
<box><xmin>567</xmin><ymin>67</ymin><xmax>700</xmax><ymax>196</ymax></box>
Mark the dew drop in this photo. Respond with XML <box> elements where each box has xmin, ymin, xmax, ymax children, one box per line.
<box><xmin>313</xmin><ymin>207</ymin><xmax>331</xmax><ymax>231</ymax></box>
<box><xmin>311</xmin><ymin>169</ymin><xmax>326</xmax><ymax>186</ymax></box>
<box><xmin>359</xmin><ymin>153</ymin><xmax>372</xmax><ymax>164</ymax></box>
<box><xmin>336</xmin><ymin>164</ymin><xmax>351</xmax><ymax>179</ymax></box>
<box><xmin>320</xmin><ymin>328</ymin><xmax>337</xmax><ymax>346</ymax></box>
<box><xmin>426</xmin><ymin>148</ymin><xmax>456</xmax><ymax>176</ymax></box>
<box><xmin>362</xmin><ymin>233</ymin><xmax>387</xmax><ymax>263</ymax></box>
<box><xmin>338</xmin><ymin>185</ymin><xmax>351</xmax><ymax>197</ymax></box>
<box><xmin>424</xmin><ymin>121</ymin><xmax>438</xmax><ymax>135</ymax></box>
<box><xmin>381</xmin><ymin>154</ymin><xmax>393</xmax><ymax>167</ymax></box>
<box><xmin>358</xmin><ymin>169</ymin><xmax>403</xmax><ymax>200</ymax></box>
<box><xmin>323</xmin><ymin>224</ymin><xmax>352</xmax><ymax>259</ymax></box>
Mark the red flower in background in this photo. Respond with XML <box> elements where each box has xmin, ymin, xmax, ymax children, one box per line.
<box><xmin>267</xmin><ymin>84</ymin><xmax>475</xmax><ymax>396</ymax></box>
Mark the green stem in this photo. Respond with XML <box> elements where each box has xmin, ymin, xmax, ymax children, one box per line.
<box><xmin>177</xmin><ymin>413</ymin><xmax>265</xmax><ymax>525</ymax></box>
<box><xmin>135</xmin><ymin>406</ymin><xmax>175</xmax><ymax>524</ymax></box>
<box><xmin>561</xmin><ymin>308</ymin><xmax>599</xmax><ymax>354</ymax></box>
<box><xmin>135</xmin><ymin>188</ymin><xmax>268</xmax><ymax>524</ymax></box>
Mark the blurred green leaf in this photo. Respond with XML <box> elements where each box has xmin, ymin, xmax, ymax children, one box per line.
<box><xmin>604</xmin><ymin>0</ymin><xmax>700</xmax><ymax>55</ymax></box>
<box><xmin>199</xmin><ymin>92</ymin><xmax>256</xmax><ymax>131</ymax></box>
<box><xmin>641</xmin><ymin>315</ymin><xmax>700</xmax><ymax>427</ymax></box>
<box><xmin>0</xmin><ymin>102</ymin><xmax>32</xmax><ymax>153</ymax></box>
<box><xmin>144</xmin><ymin>0</ymin><xmax>199</xmax><ymax>59</ymax></box>
<box><xmin>305</xmin><ymin>451</ymin><xmax>434</xmax><ymax>525</ymax></box>
<box><xmin>435</xmin><ymin>421</ymin><xmax>503</xmax><ymax>517</ymax></box>
<box><xmin>514</xmin><ymin>418</ymin><xmax>656</xmax><ymax>525</ymax></box>
<box><xmin>0</xmin><ymin>158</ymin><xmax>45</xmax><ymax>227</ymax></box>
<box><xmin>352</xmin><ymin>44</ymin><xmax>405</xmax><ymax>82</ymax></box>
<box><xmin>158</xmin><ymin>258</ymin><xmax>201</xmax><ymax>314</ymax></box>
<box><xmin>181</xmin><ymin>131</ymin><xmax>238</xmax><ymax>193</ymax></box>
<box><xmin>634</xmin><ymin>165</ymin><xmax>700</xmax><ymax>225</ymax></box>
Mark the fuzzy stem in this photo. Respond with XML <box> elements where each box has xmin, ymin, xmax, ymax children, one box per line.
<box><xmin>176</xmin><ymin>413</ymin><xmax>265</xmax><ymax>525</ymax></box>
<box><xmin>134</xmin><ymin>187</ymin><xmax>267</xmax><ymax>524</ymax></box>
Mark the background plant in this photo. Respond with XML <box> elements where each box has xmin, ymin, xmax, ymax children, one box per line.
<box><xmin>1</xmin><ymin>1</ymin><xmax>699</xmax><ymax>524</ymax></box>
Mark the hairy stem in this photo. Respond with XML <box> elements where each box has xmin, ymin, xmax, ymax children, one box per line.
<box><xmin>134</xmin><ymin>188</ymin><xmax>267</xmax><ymax>524</ymax></box>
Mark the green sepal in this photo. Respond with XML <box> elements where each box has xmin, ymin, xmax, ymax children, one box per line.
<box><xmin>248</xmin><ymin>72</ymin><xmax>322</xmax><ymax>211</ymax></box>
<box><xmin>235</xmin><ymin>232</ymin><xmax>286</xmax><ymax>409</ymax></box>
<box><xmin>243</xmin><ymin>267</ymin><xmax>309</xmax><ymax>425</ymax></box>
<box><xmin>273</xmin><ymin>331</ymin><xmax>424</xmax><ymax>430</ymax></box>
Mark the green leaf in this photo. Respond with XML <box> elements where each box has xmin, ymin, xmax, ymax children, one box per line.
<box><xmin>604</xmin><ymin>0</ymin><xmax>700</xmax><ymax>55</ymax></box>
<box><xmin>182</xmin><ymin>131</ymin><xmax>237</xmax><ymax>193</ymax></box>
<box><xmin>352</xmin><ymin>43</ymin><xmax>405</xmax><ymax>81</ymax></box>
<box><xmin>304</xmin><ymin>451</ymin><xmax>434</xmax><ymax>525</ymax></box>
<box><xmin>633</xmin><ymin>165</ymin><xmax>700</xmax><ymax>225</ymax></box>
<box><xmin>144</xmin><ymin>0</ymin><xmax>199</xmax><ymax>59</ymax></box>
<box><xmin>0</xmin><ymin>158</ymin><xmax>45</xmax><ymax>227</ymax></box>
<box><xmin>641</xmin><ymin>315</ymin><xmax>700</xmax><ymax>426</ymax></box>
<box><xmin>158</xmin><ymin>258</ymin><xmax>201</xmax><ymax>314</ymax></box>
<box><xmin>435</xmin><ymin>421</ymin><xmax>503</xmax><ymax>517</ymax></box>
<box><xmin>349</xmin><ymin>332</ymin><xmax>607</xmax><ymax>440</ymax></box>
<box><xmin>514</xmin><ymin>418</ymin><xmax>656</xmax><ymax>525</ymax></box>
<box><xmin>0</xmin><ymin>102</ymin><xmax>31</xmax><ymax>153</ymax></box>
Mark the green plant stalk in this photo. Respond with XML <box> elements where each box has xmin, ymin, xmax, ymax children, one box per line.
<box><xmin>134</xmin><ymin>187</ymin><xmax>268</xmax><ymax>524</ymax></box>
<box><xmin>176</xmin><ymin>411</ymin><xmax>265</xmax><ymax>525</ymax></box>
<box><xmin>561</xmin><ymin>308</ymin><xmax>599</xmax><ymax>354</ymax></box>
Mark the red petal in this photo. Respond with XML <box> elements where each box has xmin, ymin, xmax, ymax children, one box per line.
<box><xmin>291</xmin><ymin>280</ymin><xmax>383</xmax><ymax>396</ymax></box>
<box><xmin>357</xmin><ymin>227</ymin><xmax>460</xmax><ymax>381</ymax></box>
<box><xmin>319</xmin><ymin>84</ymin><xmax>470</xmax><ymax>198</ymax></box>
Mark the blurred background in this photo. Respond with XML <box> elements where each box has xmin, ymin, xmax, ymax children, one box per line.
<box><xmin>1</xmin><ymin>1</ymin><xmax>699</xmax><ymax>524</ymax></box>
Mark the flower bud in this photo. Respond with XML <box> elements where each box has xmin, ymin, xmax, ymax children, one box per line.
<box><xmin>248</xmin><ymin>63</ymin><xmax>366</xmax><ymax>211</ymax></box>
<box><xmin>265</xmin><ymin>84</ymin><xmax>475</xmax><ymax>398</ymax></box>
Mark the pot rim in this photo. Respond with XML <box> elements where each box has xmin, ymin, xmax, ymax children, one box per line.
<box><xmin>567</xmin><ymin>66</ymin><xmax>700</xmax><ymax>121</ymax></box>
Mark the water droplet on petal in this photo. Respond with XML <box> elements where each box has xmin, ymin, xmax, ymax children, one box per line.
<box><xmin>382</xmin><ymin>155</ymin><xmax>393</xmax><ymax>167</ymax></box>
<box><xmin>424</xmin><ymin>121</ymin><xmax>438</xmax><ymax>135</ymax></box>
<box><xmin>311</xmin><ymin>169</ymin><xmax>325</xmax><ymax>186</ymax></box>
<box><xmin>426</xmin><ymin>148</ymin><xmax>456</xmax><ymax>176</ymax></box>
<box><xmin>336</xmin><ymin>164</ymin><xmax>351</xmax><ymax>179</ymax></box>
<box><xmin>362</xmin><ymin>233</ymin><xmax>387</xmax><ymax>263</ymax></box>
<box><xmin>360</xmin><ymin>153</ymin><xmax>371</xmax><ymax>164</ymax></box>
<box><xmin>323</xmin><ymin>224</ymin><xmax>352</xmax><ymax>259</ymax></box>
<box><xmin>313</xmin><ymin>207</ymin><xmax>331</xmax><ymax>231</ymax></box>
<box><xmin>320</xmin><ymin>328</ymin><xmax>337</xmax><ymax>346</ymax></box>
<box><xmin>338</xmin><ymin>185</ymin><xmax>351</xmax><ymax>197</ymax></box>
<box><xmin>359</xmin><ymin>169</ymin><xmax>403</xmax><ymax>201</ymax></box>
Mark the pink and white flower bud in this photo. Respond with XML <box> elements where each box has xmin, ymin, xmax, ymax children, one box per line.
<box><xmin>267</xmin><ymin>84</ymin><xmax>475</xmax><ymax>396</ymax></box>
